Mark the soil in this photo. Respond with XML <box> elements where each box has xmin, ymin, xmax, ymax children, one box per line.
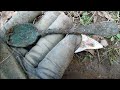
<box><xmin>63</xmin><ymin>39</ymin><xmax>120</xmax><ymax>79</ymax></box>
<box><xmin>62</xmin><ymin>11</ymin><xmax>120</xmax><ymax>79</ymax></box>
<box><xmin>62</xmin><ymin>53</ymin><xmax>120</xmax><ymax>79</ymax></box>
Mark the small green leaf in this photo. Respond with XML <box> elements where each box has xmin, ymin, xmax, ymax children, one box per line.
<box><xmin>82</xmin><ymin>11</ymin><xmax>88</xmax><ymax>16</ymax></box>
<box><xmin>80</xmin><ymin>11</ymin><xmax>92</xmax><ymax>25</ymax></box>
<box><xmin>80</xmin><ymin>18</ymin><xmax>85</xmax><ymax>25</ymax></box>
<box><xmin>111</xmin><ymin>36</ymin><xmax>114</xmax><ymax>41</ymax></box>
<box><xmin>116</xmin><ymin>34</ymin><xmax>120</xmax><ymax>39</ymax></box>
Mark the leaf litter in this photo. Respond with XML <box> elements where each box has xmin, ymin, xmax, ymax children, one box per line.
<box><xmin>64</xmin><ymin>11</ymin><xmax>120</xmax><ymax>65</ymax></box>
<box><xmin>0</xmin><ymin>11</ymin><xmax>17</xmax><ymax>29</ymax></box>
<box><xmin>0</xmin><ymin>11</ymin><xmax>120</xmax><ymax>65</ymax></box>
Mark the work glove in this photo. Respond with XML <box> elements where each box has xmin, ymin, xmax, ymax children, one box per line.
<box><xmin>21</xmin><ymin>11</ymin><xmax>82</xmax><ymax>79</ymax></box>
<box><xmin>0</xmin><ymin>11</ymin><xmax>82</xmax><ymax>79</ymax></box>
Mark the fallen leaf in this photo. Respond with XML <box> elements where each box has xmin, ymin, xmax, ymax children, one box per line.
<box><xmin>101</xmin><ymin>11</ymin><xmax>114</xmax><ymax>21</ymax></box>
<box><xmin>79</xmin><ymin>11</ymin><xmax>83</xmax><ymax>15</ymax></box>
<box><xmin>92</xmin><ymin>35</ymin><xmax>104</xmax><ymax>41</ymax></box>
<box><xmin>97</xmin><ymin>11</ymin><xmax>104</xmax><ymax>17</ymax></box>
<box><xmin>85</xmin><ymin>49</ymin><xmax>95</xmax><ymax>56</ymax></box>
<box><xmin>110</xmin><ymin>36</ymin><xmax>115</xmax><ymax>41</ymax></box>
<box><xmin>93</xmin><ymin>15</ymin><xmax>97</xmax><ymax>23</ymax></box>
<box><xmin>100</xmin><ymin>39</ymin><xmax>108</xmax><ymax>47</ymax></box>
<box><xmin>75</xmin><ymin>34</ymin><xmax>103</xmax><ymax>53</ymax></box>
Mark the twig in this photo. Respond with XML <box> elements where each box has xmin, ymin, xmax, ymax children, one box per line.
<box><xmin>96</xmin><ymin>49</ymin><xmax>101</xmax><ymax>67</ymax></box>
<box><xmin>116</xmin><ymin>11</ymin><xmax>120</xmax><ymax>23</ymax></box>
<box><xmin>115</xmin><ymin>49</ymin><xmax>120</xmax><ymax>56</ymax></box>
<box><xmin>74</xmin><ymin>54</ymin><xmax>81</xmax><ymax>64</ymax></box>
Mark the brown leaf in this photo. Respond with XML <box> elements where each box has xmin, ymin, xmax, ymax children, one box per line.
<box><xmin>92</xmin><ymin>35</ymin><xmax>104</xmax><ymax>42</ymax></box>
<box><xmin>93</xmin><ymin>15</ymin><xmax>97</xmax><ymax>23</ymax></box>
<box><xmin>97</xmin><ymin>11</ymin><xmax>104</xmax><ymax>17</ymax></box>
<box><xmin>79</xmin><ymin>11</ymin><xmax>83</xmax><ymax>15</ymax></box>
<box><xmin>100</xmin><ymin>39</ymin><xmax>108</xmax><ymax>47</ymax></box>
<box><xmin>85</xmin><ymin>49</ymin><xmax>95</xmax><ymax>56</ymax></box>
<box><xmin>75</xmin><ymin>34</ymin><xmax>103</xmax><ymax>53</ymax></box>
<box><xmin>101</xmin><ymin>11</ymin><xmax>114</xmax><ymax>21</ymax></box>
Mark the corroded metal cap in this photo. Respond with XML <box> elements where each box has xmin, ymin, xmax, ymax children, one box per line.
<box><xmin>5</xmin><ymin>23</ymin><xmax>39</xmax><ymax>47</ymax></box>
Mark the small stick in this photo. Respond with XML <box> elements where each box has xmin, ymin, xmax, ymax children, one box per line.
<box><xmin>96</xmin><ymin>49</ymin><xmax>101</xmax><ymax>67</ymax></box>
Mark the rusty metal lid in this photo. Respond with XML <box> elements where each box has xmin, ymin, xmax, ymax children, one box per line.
<box><xmin>5</xmin><ymin>23</ymin><xmax>39</xmax><ymax>47</ymax></box>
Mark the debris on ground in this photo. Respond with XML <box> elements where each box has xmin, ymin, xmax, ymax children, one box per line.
<box><xmin>1</xmin><ymin>11</ymin><xmax>120</xmax><ymax>79</ymax></box>
<box><xmin>100</xmin><ymin>39</ymin><xmax>109</xmax><ymax>47</ymax></box>
<box><xmin>75</xmin><ymin>34</ymin><xmax>103</xmax><ymax>53</ymax></box>
<box><xmin>0</xmin><ymin>11</ymin><xmax>17</xmax><ymax>28</ymax></box>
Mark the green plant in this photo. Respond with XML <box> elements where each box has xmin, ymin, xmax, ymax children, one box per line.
<box><xmin>81</xmin><ymin>54</ymin><xmax>94</xmax><ymax>62</ymax></box>
<box><xmin>75</xmin><ymin>51</ymin><xmax>94</xmax><ymax>63</ymax></box>
<box><xmin>107</xmin><ymin>47</ymin><xmax>120</xmax><ymax>65</ymax></box>
<box><xmin>110</xmin><ymin>11</ymin><xmax>120</xmax><ymax>23</ymax></box>
<box><xmin>101</xmin><ymin>33</ymin><xmax>120</xmax><ymax>65</ymax></box>
<box><xmin>116</xmin><ymin>33</ymin><xmax>120</xmax><ymax>39</ymax></box>
<box><xmin>80</xmin><ymin>11</ymin><xmax>93</xmax><ymax>25</ymax></box>
<box><xmin>106</xmin><ymin>33</ymin><xmax>120</xmax><ymax>42</ymax></box>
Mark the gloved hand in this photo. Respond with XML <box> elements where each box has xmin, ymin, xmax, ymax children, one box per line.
<box><xmin>0</xmin><ymin>11</ymin><xmax>82</xmax><ymax>79</ymax></box>
<box><xmin>21</xmin><ymin>11</ymin><xmax>81</xmax><ymax>79</ymax></box>
<box><xmin>22</xmin><ymin>34</ymin><xmax>81</xmax><ymax>79</ymax></box>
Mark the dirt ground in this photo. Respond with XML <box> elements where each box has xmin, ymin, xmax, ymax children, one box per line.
<box><xmin>62</xmin><ymin>11</ymin><xmax>120</xmax><ymax>79</ymax></box>
<box><xmin>63</xmin><ymin>51</ymin><xmax>120</xmax><ymax>79</ymax></box>
<box><xmin>1</xmin><ymin>11</ymin><xmax>120</xmax><ymax>79</ymax></box>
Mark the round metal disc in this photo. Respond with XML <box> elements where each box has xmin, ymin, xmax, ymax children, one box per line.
<box><xmin>5</xmin><ymin>23</ymin><xmax>39</xmax><ymax>47</ymax></box>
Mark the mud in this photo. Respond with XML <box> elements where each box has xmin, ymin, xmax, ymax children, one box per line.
<box><xmin>62</xmin><ymin>53</ymin><xmax>120</xmax><ymax>79</ymax></box>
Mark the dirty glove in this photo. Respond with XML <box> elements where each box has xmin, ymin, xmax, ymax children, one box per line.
<box><xmin>0</xmin><ymin>11</ymin><xmax>82</xmax><ymax>79</ymax></box>
<box><xmin>22</xmin><ymin>34</ymin><xmax>81</xmax><ymax>79</ymax></box>
<box><xmin>22</xmin><ymin>11</ymin><xmax>81</xmax><ymax>79</ymax></box>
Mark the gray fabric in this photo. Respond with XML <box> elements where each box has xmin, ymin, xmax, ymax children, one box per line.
<box><xmin>25</xmin><ymin>35</ymin><xmax>64</xmax><ymax>67</ymax></box>
<box><xmin>35</xmin><ymin>11</ymin><xmax>61</xmax><ymax>31</ymax></box>
<box><xmin>0</xmin><ymin>11</ymin><xmax>78</xmax><ymax>79</ymax></box>
<box><xmin>0</xmin><ymin>38</ymin><xmax>27</xmax><ymax>79</ymax></box>
<box><xmin>36</xmin><ymin>35</ymin><xmax>82</xmax><ymax>79</ymax></box>
<box><xmin>0</xmin><ymin>11</ymin><xmax>42</xmax><ymax>39</ymax></box>
<box><xmin>24</xmin><ymin>12</ymin><xmax>72</xmax><ymax>68</ymax></box>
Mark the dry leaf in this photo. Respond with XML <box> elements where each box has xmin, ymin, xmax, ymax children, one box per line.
<box><xmin>93</xmin><ymin>15</ymin><xmax>97</xmax><ymax>23</ymax></box>
<box><xmin>85</xmin><ymin>49</ymin><xmax>95</xmax><ymax>56</ymax></box>
<box><xmin>75</xmin><ymin>34</ymin><xmax>103</xmax><ymax>53</ymax></box>
<box><xmin>79</xmin><ymin>11</ymin><xmax>83</xmax><ymax>15</ymax></box>
<box><xmin>92</xmin><ymin>35</ymin><xmax>104</xmax><ymax>41</ymax></box>
<box><xmin>91</xmin><ymin>11</ymin><xmax>96</xmax><ymax>14</ymax></box>
<box><xmin>101</xmin><ymin>11</ymin><xmax>114</xmax><ymax>21</ymax></box>
<box><xmin>100</xmin><ymin>39</ymin><xmax>108</xmax><ymax>47</ymax></box>
<box><xmin>97</xmin><ymin>11</ymin><xmax>104</xmax><ymax>17</ymax></box>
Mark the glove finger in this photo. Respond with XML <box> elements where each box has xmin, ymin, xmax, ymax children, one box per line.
<box><xmin>36</xmin><ymin>34</ymin><xmax>82</xmax><ymax>79</ymax></box>
<box><xmin>24</xmin><ymin>12</ymin><xmax>72</xmax><ymax>67</ymax></box>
